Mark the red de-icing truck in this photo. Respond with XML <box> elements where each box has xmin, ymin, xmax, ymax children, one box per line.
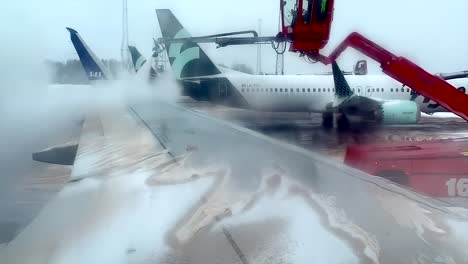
<box><xmin>344</xmin><ymin>139</ymin><xmax>468</xmax><ymax>198</ymax></box>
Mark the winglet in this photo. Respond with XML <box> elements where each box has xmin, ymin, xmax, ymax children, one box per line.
<box><xmin>332</xmin><ymin>61</ymin><xmax>354</xmax><ymax>98</ymax></box>
<box><xmin>66</xmin><ymin>27</ymin><xmax>78</xmax><ymax>34</ymax></box>
<box><xmin>33</xmin><ymin>143</ymin><xmax>78</xmax><ymax>166</ymax></box>
<box><xmin>66</xmin><ymin>27</ymin><xmax>112</xmax><ymax>81</ymax></box>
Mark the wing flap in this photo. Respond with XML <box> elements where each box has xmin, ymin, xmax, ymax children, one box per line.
<box><xmin>331</xmin><ymin>61</ymin><xmax>382</xmax><ymax>114</ymax></box>
<box><xmin>336</xmin><ymin>95</ymin><xmax>382</xmax><ymax>115</ymax></box>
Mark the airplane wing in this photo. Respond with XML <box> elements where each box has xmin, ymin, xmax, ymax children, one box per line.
<box><xmin>1</xmin><ymin>97</ymin><xmax>468</xmax><ymax>263</ymax></box>
<box><xmin>334</xmin><ymin>94</ymin><xmax>383</xmax><ymax>114</ymax></box>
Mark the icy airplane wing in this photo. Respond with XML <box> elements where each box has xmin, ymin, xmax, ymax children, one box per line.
<box><xmin>1</xmin><ymin>99</ymin><xmax>468</xmax><ymax>264</ymax></box>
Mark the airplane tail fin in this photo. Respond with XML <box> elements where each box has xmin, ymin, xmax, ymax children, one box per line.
<box><xmin>128</xmin><ymin>46</ymin><xmax>147</xmax><ymax>73</ymax></box>
<box><xmin>66</xmin><ymin>27</ymin><xmax>112</xmax><ymax>81</ymax></box>
<box><xmin>155</xmin><ymin>9</ymin><xmax>221</xmax><ymax>79</ymax></box>
<box><xmin>353</xmin><ymin>60</ymin><xmax>367</xmax><ymax>75</ymax></box>
<box><xmin>332</xmin><ymin>61</ymin><xmax>354</xmax><ymax>98</ymax></box>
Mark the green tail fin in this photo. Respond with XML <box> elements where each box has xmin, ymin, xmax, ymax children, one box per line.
<box><xmin>128</xmin><ymin>46</ymin><xmax>147</xmax><ymax>73</ymax></box>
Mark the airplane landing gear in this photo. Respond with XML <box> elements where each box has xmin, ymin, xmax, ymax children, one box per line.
<box><xmin>322</xmin><ymin>112</ymin><xmax>334</xmax><ymax>129</ymax></box>
<box><xmin>337</xmin><ymin>113</ymin><xmax>350</xmax><ymax>131</ymax></box>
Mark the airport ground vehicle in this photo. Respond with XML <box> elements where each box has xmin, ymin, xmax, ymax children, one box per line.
<box><xmin>344</xmin><ymin>139</ymin><xmax>468</xmax><ymax>197</ymax></box>
<box><xmin>279</xmin><ymin>0</ymin><xmax>468</xmax><ymax>121</ymax></box>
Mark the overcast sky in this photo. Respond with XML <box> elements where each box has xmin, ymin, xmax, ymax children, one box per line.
<box><xmin>3</xmin><ymin>0</ymin><xmax>468</xmax><ymax>74</ymax></box>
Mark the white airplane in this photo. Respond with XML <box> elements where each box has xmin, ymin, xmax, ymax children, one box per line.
<box><xmin>156</xmin><ymin>9</ymin><xmax>468</xmax><ymax>129</ymax></box>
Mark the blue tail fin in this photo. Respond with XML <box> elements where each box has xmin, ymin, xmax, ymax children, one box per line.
<box><xmin>66</xmin><ymin>27</ymin><xmax>112</xmax><ymax>81</ymax></box>
<box><xmin>155</xmin><ymin>9</ymin><xmax>221</xmax><ymax>79</ymax></box>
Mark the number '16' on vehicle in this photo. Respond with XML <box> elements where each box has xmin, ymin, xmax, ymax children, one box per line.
<box><xmin>446</xmin><ymin>178</ymin><xmax>468</xmax><ymax>197</ymax></box>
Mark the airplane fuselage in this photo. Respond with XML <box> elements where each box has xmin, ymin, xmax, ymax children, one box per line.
<box><xmin>221</xmin><ymin>73</ymin><xmax>468</xmax><ymax>114</ymax></box>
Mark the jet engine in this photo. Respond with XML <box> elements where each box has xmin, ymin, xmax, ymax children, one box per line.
<box><xmin>375</xmin><ymin>101</ymin><xmax>421</xmax><ymax>125</ymax></box>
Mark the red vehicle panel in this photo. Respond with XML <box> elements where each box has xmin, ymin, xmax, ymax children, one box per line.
<box><xmin>344</xmin><ymin>139</ymin><xmax>468</xmax><ymax>197</ymax></box>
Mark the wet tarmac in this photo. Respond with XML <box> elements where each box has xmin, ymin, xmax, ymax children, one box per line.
<box><xmin>179</xmin><ymin>99</ymin><xmax>468</xmax><ymax>209</ymax></box>
<box><xmin>179</xmin><ymin>98</ymin><xmax>468</xmax><ymax>160</ymax></box>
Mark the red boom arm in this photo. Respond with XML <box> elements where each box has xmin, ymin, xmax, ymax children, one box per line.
<box><xmin>308</xmin><ymin>32</ymin><xmax>468</xmax><ymax>121</ymax></box>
